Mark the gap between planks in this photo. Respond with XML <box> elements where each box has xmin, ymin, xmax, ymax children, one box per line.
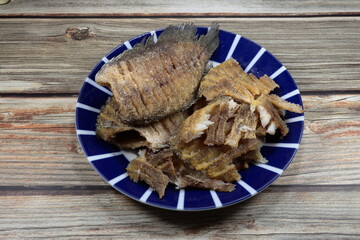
<box><xmin>1</xmin><ymin>12</ymin><xmax>360</xmax><ymax>18</ymax></box>
<box><xmin>1</xmin><ymin>185</ymin><xmax>360</xmax><ymax>196</ymax></box>
<box><xmin>2</xmin><ymin>90</ymin><xmax>360</xmax><ymax>98</ymax></box>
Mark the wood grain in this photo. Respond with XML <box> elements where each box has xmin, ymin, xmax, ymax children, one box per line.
<box><xmin>0</xmin><ymin>17</ymin><xmax>359</xmax><ymax>94</ymax></box>
<box><xmin>0</xmin><ymin>95</ymin><xmax>359</xmax><ymax>187</ymax></box>
<box><xmin>0</xmin><ymin>0</ymin><xmax>360</xmax><ymax>16</ymax></box>
<box><xmin>0</xmin><ymin>188</ymin><xmax>359</xmax><ymax>239</ymax></box>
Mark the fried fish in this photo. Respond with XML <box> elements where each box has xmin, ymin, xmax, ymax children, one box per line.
<box><xmin>96</xmin><ymin>23</ymin><xmax>220</xmax><ymax>125</ymax></box>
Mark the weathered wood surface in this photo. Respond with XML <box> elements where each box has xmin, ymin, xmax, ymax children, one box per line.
<box><xmin>1</xmin><ymin>1</ymin><xmax>360</xmax><ymax>238</ymax></box>
<box><xmin>1</xmin><ymin>189</ymin><xmax>359</xmax><ymax>239</ymax></box>
<box><xmin>1</xmin><ymin>17</ymin><xmax>359</xmax><ymax>94</ymax></box>
<box><xmin>0</xmin><ymin>0</ymin><xmax>360</xmax><ymax>16</ymax></box>
<box><xmin>0</xmin><ymin>95</ymin><xmax>359</xmax><ymax>187</ymax></box>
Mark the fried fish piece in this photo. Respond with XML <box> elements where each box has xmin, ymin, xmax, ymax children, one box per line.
<box><xmin>176</xmin><ymin>96</ymin><xmax>257</xmax><ymax>148</ymax></box>
<box><xmin>199</xmin><ymin>58</ymin><xmax>280</xmax><ymax>103</ymax></box>
<box><xmin>199</xmin><ymin>59</ymin><xmax>254</xmax><ymax>103</ymax></box>
<box><xmin>234</xmin><ymin>148</ymin><xmax>267</xmax><ymax>170</ymax></box>
<box><xmin>172</xmin><ymin>138</ymin><xmax>262</xmax><ymax>182</ymax></box>
<box><xmin>127</xmin><ymin>149</ymin><xmax>235</xmax><ymax>197</ymax></box>
<box><xmin>223</xmin><ymin>103</ymin><xmax>258</xmax><ymax>148</ymax></box>
<box><xmin>268</xmin><ymin>94</ymin><xmax>305</xmax><ymax>113</ymax></box>
<box><xmin>127</xmin><ymin>150</ymin><xmax>170</xmax><ymax>198</ymax></box>
<box><xmin>96</xmin><ymin>97</ymin><xmax>189</xmax><ymax>150</ymax></box>
<box><xmin>96</xmin><ymin>23</ymin><xmax>219</xmax><ymax>125</ymax></box>
<box><xmin>176</xmin><ymin>96</ymin><xmax>236</xmax><ymax>144</ymax></box>
<box><xmin>253</xmin><ymin>94</ymin><xmax>289</xmax><ymax>136</ymax></box>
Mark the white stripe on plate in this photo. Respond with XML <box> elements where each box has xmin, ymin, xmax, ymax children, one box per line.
<box><xmin>225</xmin><ymin>34</ymin><xmax>241</xmax><ymax>60</ymax></box>
<box><xmin>76</xmin><ymin>130</ymin><xmax>96</xmax><ymax>135</ymax></box>
<box><xmin>87</xmin><ymin>151</ymin><xmax>123</xmax><ymax>162</ymax></box>
<box><xmin>238</xmin><ymin>180</ymin><xmax>257</xmax><ymax>196</ymax></box>
<box><xmin>150</xmin><ymin>31</ymin><xmax>158</xmax><ymax>43</ymax></box>
<box><xmin>285</xmin><ymin>116</ymin><xmax>305</xmax><ymax>123</ymax></box>
<box><xmin>270</xmin><ymin>66</ymin><xmax>286</xmax><ymax>79</ymax></box>
<box><xmin>211</xmin><ymin>61</ymin><xmax>220</xmax><ymax>67</ymax></box>
<box><xmin>85</xmin><ymin>77</ymin><xmax>113</xmax><ymax>96</ymax></box>
<box><xmin>101</xmin><ymin>57</ymin><xmax>109</xmax><ymax>63</ymax></box>
<box><xmin>177</xmin><ymin>189</ymin><xmax>185</xmax><ymax>210</ymax></box>
<box><xmin>244</xmin><ymin>47</ymin><xmax>266</xmax><ymax>73</ymax></box>
<box><xmin>139</xmin><ymin>187</ymin><xmax>153</xmax><ymax>202</ymax></box>
<box><xmin>256</xmin><ymin>164</ymin><xmax>284</xmax><ymax>175</ymax></box>
<box><xmin>210</xmin><ymin>190</ymin><xmax>222</xmax><ymax>208</ymax></box>
<box><xmin>124</xmin><ymin>41</ymin><xmax>132</xmax><ymax>49</ymax></box>
<box><xmin>76</xmin><ymin>102</ymin><xmax>100</xmax><ymax>113</ymax></box>
<box><xmin>281</xmin><ymin>89</ymin><xmax>300</xmax><ymax>100</ymax></box>
<box><xmin>122</xmin><ymin>150</ymin><xmax>138</xmax><ymax>161</ymax></box>
<box><xmin>108</xmin><ymin>172</ymin><xmax>128</xmax><ymax>186</ymax></box>
<box><xmin>263</xmin><ymin>143</ymin><xmax>299</xmax><ymax>149</ymax></box>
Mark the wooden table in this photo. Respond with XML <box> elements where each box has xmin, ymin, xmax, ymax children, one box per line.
<box><xmin>1</xmin><ymin>1</ymin><xmax>360</xmax><ymax>239</ymax></box>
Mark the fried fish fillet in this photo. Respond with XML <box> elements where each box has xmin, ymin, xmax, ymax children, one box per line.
<box><xmin>96</xmin><ymin>23</ymin><xmax>219</xmax><ymax>125</ymax></box>
<box><xmin>96</xmin><ymin>97</ymin><xmax>189</xmax><ymax>150</ymax></box>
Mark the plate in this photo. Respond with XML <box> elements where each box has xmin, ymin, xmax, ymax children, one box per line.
<box><xmin>75</xmin><ymin>26</ymin><xmax>304</xmax><ymax>211</ymax></box>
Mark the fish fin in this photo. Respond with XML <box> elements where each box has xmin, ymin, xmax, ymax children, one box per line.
<box><xmin>110</xmin><ymin>22</ymin><xmax>218</xmax><ymax>63</ymax></box>
<box><xmin>198</xmin><ymin>22</ymin><xmax>220</xmax><ymax>56</ymax></box>
<box><xmin>111</xmin><ymin>34</ymin><xmax>156</xmax><ymax>62</ymax></box>
<box><xmin>157</xmin><ymin>22</ymin><xmax>198</xmax><ymax>43</ymax></box>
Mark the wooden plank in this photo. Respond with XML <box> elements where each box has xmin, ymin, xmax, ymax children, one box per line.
<box><xmin>0</xmin><ymin>0</ymin><xmax>359</xmax><ymax>16</ymax></box>
<box><xmin>0</xmin><ymin>95</ymin><xmax>359</xmax><ymax>186</ymax></box>
<box><xmin>0</xmin><ymin>17</ymin><xmax>359</xmax><ymax>94</ymax></box>
<box><xmin>0</xmin><ymin>189</ymin><xmax>359</xmax><ymax>238</ymax></box>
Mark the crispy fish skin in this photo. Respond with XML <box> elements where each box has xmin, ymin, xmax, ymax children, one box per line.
<box><xmin>96</xmin><ymin>97</ymin><xmax>189</xmax><ymax>150</ymax></box>
<box><xmin>96</xmin><ymin>23</ymin><xmax>219</xmax><ymax>125</ymax></box>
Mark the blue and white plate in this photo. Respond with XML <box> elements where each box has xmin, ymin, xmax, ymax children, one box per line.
<box><xmin>75</xmin><ymin>27</ymin><xmax>304</xmax><ymax>211</ymax></box>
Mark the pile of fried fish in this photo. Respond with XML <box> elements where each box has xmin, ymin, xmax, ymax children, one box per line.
<box><xmin>95</xmin><ymin>23</ymin><xmax>304</xmax><ymax>198</ymax></box>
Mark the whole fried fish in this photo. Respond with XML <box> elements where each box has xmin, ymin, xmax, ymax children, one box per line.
<box><xmin>96</xmin><ymin>23</ymin><xmax>219</xmax><ymax>125</ymax></box>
